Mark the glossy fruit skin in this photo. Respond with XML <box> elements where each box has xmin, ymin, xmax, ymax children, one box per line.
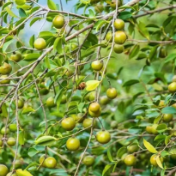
<box><xmin>163</xmin><ymin>114</ymin><xmax>173</xmax><ymax>122</ymax></box>
<box><xmin>10</xmin><ymin>52</ymin><xmax>22</xmax><ymax>62</ymax></box>
<box><xmin>96</xmin><ymin>131</ymin><xmax>111</xmax><ymax>144</ymax></box>
<box><xmin>89</xmin><ymin>102</ymin><xmax>100</xmax><ymax>112</ymax></box>
<box><xmin>124</xmin><ymin>154</ymin><xmax>136</xmax><ymax>166</ymax></box>
<box><xmin>83</xmin><ymin>156</ymin><xmax>95</xmax><ymax>166</ymax></box>
<box><xmin>9</xmin><ymin>124</ymin><xmax>17</xmax><ymax>132</ymax></box>
<box><xmin>0</xmin><ymin>63</ymin><xmax>12</xmax><ymax>75</ymax></box>
<box><xmin>46</xmin><ymin>97</ymin><xmax>55</xmax><ymax>107</ymax></box>
<box><xmin>61</xmin><ymin>117</ymin><xmax>76</xmax><ymax>131</ymax></box>
<box><xmin>150</xmin><ymin>154</ymin><xmax>163</xmax><ymax>166</ymax></box>
<box><xmin>0</xmin><ymin>164</ymin><xmax>8</xmax><ymax>176</ymax></box>
<box><xmin>66</xmin><ymin>137</ymin><xmax>80</xmax><ymax>151</ymax></box>
<box><xmin>39</xmin><ymin>155</ymin><xmax>46</xmax><ymax>167</ymax></box>
<box><xmin>100</xmin><ymin>96</ymin><xmax>110</xmax><ymax>105</ymax></box>
<box><xmin>106</xmin><ymin>88</ymin><xmax>117</xmax><ymax>99</ymax></box>
<box><xmin>34</xmin><ymin>38</ymin><xmax>46</xmax><ymax>50</ymax></box>
<box><xmin>7</xmin><ymin>137</ymin><xmax>16</xmax><ymax>146</ymax></box>
<box><xmin>7</xmin><ymin>172</ymin><xmax>17</xmax><ymax>176</ymax></box>
<box><xmin>91</xmin><ymin>60</ymin><xmax>103</xmax><ymax>71</ymax></box>
<box><xmin>53</xmin><ymin>15</ymin><xmax>65</xmax><ymax>29</ymax></box>
<box><xmin>113</xmin><ymin>44</ymin><xmax>124</xmax><ymax>54</ymax></box>
<box><xmin>83</xmin><ymin>118</ymin><xmax>96</xmax><ymax>128</ymax></box>
<box><xmin>114</xmin><ymin>31</ymin><xmax>127</xmax><ymax>44</ymax></box>
<box><xmin>0</xmin><ymin>75</ymin><xmax>10</xmax><ymax>84</ymax></box>
<box><xmin>127</xmin><ymin>144</ymin><xmax>139</xmax><ymax>153</ymax></box>
<box><xmin>114</xmin><ymin>19</ymin><xmax>125</xmax><ymax>30</ymax></box>
<box><xmin>1</xmin><ymin>127</ymin><xmax>9</xmax><ymax>135</ymax></box>
<box><xmin>106</xmin><ymin>31</ymin><xmax>112</xmax><ymax>42</ymax></box>
<box><xmin>88</xmin><ymin>108</ymin><xmax>101</xmax><ymax>117</ymax></box>
<box><xmin>45</xmin><ymin>157</ymin><xmax>57</xmax><ymax>168</ymax></box>
<box><xmin>168</xmin><ymin>82</ymin><xmax>176</xmax><ymax>92</ymax></box>
<box><xmin>18</xmin><ymin>98</ymin><xmax>24</xmax><ymax>109</ymax></box>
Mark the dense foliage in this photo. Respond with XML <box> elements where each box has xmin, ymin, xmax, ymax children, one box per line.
<box><xmin>1</xmin><ymin>0</ymin><xmax>176</xmax><ymax>176</ymax></box>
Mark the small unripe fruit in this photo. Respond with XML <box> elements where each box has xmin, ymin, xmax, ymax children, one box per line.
<box><xmin>10</xmin><ymin>52</ymin><xmax>22</xmax><ymax>62</ymax></box>
<box><xmin>159</xmin><ymin>47</ymin><xmax>167</xmax><ymax>58</ymax></box>
<box><xmin>113</xmin><ymin>44</ymin><xmax>124</xmax><ymax>54</ymax></box>
<box><xmin>1</xmin><ymin>127</ymin><xmax>9</xmax><ymax>135</ymax></box>
<box><xmin>45</xmin><ymin>157</ymin><xmax>57</xmax><ymax>168</ymax></box>
<box><xmin>61</xmin><ymin>117</ymin><xmax>76</xmax><ymax>131</ymax></box>
<box><xmin>163</xmin><ymin>114</ymin><xmax>173</xmax><ymax>122</ymax></box>
<box><xmin>34</xmin><ymin>38</ymin><xmax>46</xmax><ymax>50</ymax></box>
<box><xmin>100</xmin><ymin>96</ymin><xmax>110</xmax><ymax>105</ymax></box>
<box><xmin>9</xmin><ymin>124</ymin><xmax>17</xmax><ymax>132</ymax></box>
<box><xmin>0</xmin><ymin>164</ymin><xmax>8</xmax><ymax>176</ymax></box>
<box><xmin>96</xmin><ymin>131</ymin><xmax>111</xmax><ymax>144</ymax></box>
<box><xmin>168</xmin><ymin>82</ymin><xmax>176</xmax><ymax>92</ymax></box>
<box><xmin>127</xmin><ymin>144</ymin><xmax>139</xmax><ymax>153</ymax></box>
<box><xmin>106</xmin><ymin>88</ymin><xmax>117</xmax><ymax>99</ymax></box>
<box><xmin>89</xmin><ymin>102</ymin><xmax>100</xmax><ymax>112</ymax></box>
<box><xmin>7</xmin><ymin>137</ymin><xmax>16</xmax><ymax>146</ymax></box>
<box><xmin>0</xmin><ymin>75</ymin><xmax>10</xmax><ymax>84</ymax></box>
<box><xmin>158</xmin><ymin>100</ymin><xmax>165</xmax><ymax>107</ymax></box>
<box><xmin>46</xmin><ymin>97</ymin><xmax>55</xmax><ymax>107</ymax></box>
<box><xmin>83</xmin><ymin>118</ymin><xmax>96</xmax><ymax>128</ymax></box>
<box><xmin>39</xmin><ymin>155</ymin><xmax>46</xmax><ymax>167</ymax></box>
<box><xmin>94</xmin><ymin>4</ymin><xmax>104</xmax><ymax>13</ymax></box>
<box><xmin>83</xmin><ymin>156</ymin><xmax>95</xmax><ymax>166</ymax></box>
<box><xmin>66</xmin><ymin>137</ymin><xmax>80</xmax><ymax>151</ymax></box>
<box><xmin>91</xmin><ymin>60</ymin><xmax>103</xmax><ymax>71</ymax></box>
<box><xmin>18</xmin><ymin>98</ymin><xmax>24</xmax><ymax>109</ymax></box>
<box><xmin>53</xmin><ymin>15</ymin><xmax>65</xmax><ymax>29</ymax></box>
<box><xmin>114</xmin><ymin>19</ymin><xmax>125</xmax><ymax>30</ymax></box>
<box><xmin>105</xmin><ymin>31</ymin><xmax>112</xmax><ymax>42</ymax></box>
<box><xmin>124</xmin><ymin>154</ymin><xmax>136</xmax><ymax>166</ymax></box>
<box><xmin>114</xmin><ymin>31</ymin><xmax>127</xmax><ymax>44</ymax></box>
<box><xmin>0</xmin><ymin>63</ymin><xmax>12</xmax><ymax>75</ymax></box>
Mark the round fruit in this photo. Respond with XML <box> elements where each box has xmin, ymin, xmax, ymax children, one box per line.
<box><xmin>61</xmin><ymin>117</ymin><xmax>76</xmax><ymax>131</ymax></box>
<box><xmin>114</xmin><ymin>31</ymin><xmax>127</xmax><ymax>44</ymax></box>
<box><xmin>91</xmin><ymin>60</ymin><xmax>103</xmax><ymax>71</ymax></box>
<box><xmin>39</xmin><ymin>155</ymin><xmax>46</xmax><ymax>167</ymax></box>
<box><xmin>168</xmin><ymin>82</ymin><xmax>176</xmax><ymax>92</ymax></box>
<box><xmin>89</xmin><ymin>102</ymin><xmax>100</xmax><ymax>112</ymax></box>
<box><xmin>150</xmin><ymin>154</ymin><xmax>163</xmax><ymax>166</ymax></box>
<box><xmin>127</xmin><ymin>144</ymin><xmax>139</xmax><ymax>153</ymax></box>
<box><xmin>83</xmin><ymin>156</ymin><xmax>95</xmax><ymax>166</ymax></box>
<box><xmin>110</xmin><ymin>121</ymin><xmax>118</xmax><ymax>128</ymax></box>
<box><xmin>61</xmin><ymin>95</ymin><xmax>67</xmax><ymax>104</ymax></box>
<box><xmin>9</xmin><ymin>124</ymin><xmax>17</xmax><ymax>132</ymax></box>
<box><xmin>124</xmin><ymin>154</ymin><xmax>136</xmax><ymax>166</ymax></box>
<box><xmin>0</xmin><ymin>164</ymin><xmax>8</xmax><ymax>176</ymax></box>
<box><xmin>0</xmin><ymin>75</ymin><xmax>10</xmax><ymax>84</ymax></box>
<box><xmin>1</xmin><ymin>127</ymin><xmax>9</xmax><ymax>135</ymax></box>
<box><xmin>7</xmin><ymin>172</ymin><xmax>17</xmax><ymax>176</ymax></box>
<box><xmin>113</xmin><ymin>44</ymin><xmax>124</xmax><ymax>53</ymax></box>
<box><xmin>158</xmin><ymin>100</ymin><xmax>165</xmax><ymax>107</ymax></box>
<box><xmin>53</xmin><ymin>15</ymin><xmax>65</xmax><ymax>29</ymax></box>
<box><xmin>14</xmin><ymin>159</ymin><xmax>23</xmax><ymax>168</ymax></box>
<box><xmin>94</xmin><ymin>4</ymin><xmax>104</xmax><ymax>13</ymax></box>
<box><xmin>106</xmin><ymin>88</ymin><xmax>117</xmax><ymax>99</ymax></box>
<box><xmin>87</xmin><ymin>91</ymin><xmax>96</xmax><ymax>101</ymax></box>
<box><xmin>88</xmin><ymin>108</ymin><xmax>101</xmax><ymax>117</ymax></box>
<box><xmin>0</xmin><ymin>63</ymin><xmax>12</xmax><ymax>75</ymax></box>
<box><xmin>83</xmin><ymin>118</ymin><xmax>96</xmax><ymax>128</ymax></box>
<box><xmin>159</xmin><ymin>47</ymin><xmax>167</xmax><ymax>58</ymax></box>
<box><xmin>45</xmin><ymin>157</ymin><xmax>57</xmax><ymax>168</ymax></box>
<box><xmin>66</xmin><ymin>137</ymin><xmax>80</xmax><ymax>151</ymax></box>
<box><xmin>10</xmin><ymin>52</ymin><xmax>22</xmax><ymax>62</ymax></box>
<box><xmin>105</xmin><ymin>31</ymin><xmax>112</xmax><ymax>42</ymax></box>
<box><xmin>7</xmin><ymin>137</ymin><xmax>16</xmax><ymax>146</ymax></box>
<box><xmin>163</xmin><ymin>114</ymin><xmax>173</xmax><ymax>122</ymax></box>
<box><xmin>114</xmin><ymin>19</ymin><xmax>125</xmax><ymax>30</ymax></box>
<box><xmin>46</xmin><ymin>97</ymin><xmax>55</xmax><ymax>107</ymax></box>
<box><xmin>34</xmin><ymin>38</ymin><xmax>46</xmax><ymax>50</ymax></box>
<box><xmin>96</xmin><ymin>131</ymin><xmax>111</xmax><ymax>144</ymax></box>
<box><xmin>146</xmin><ymin>125</ymin><xmax>158</xmax><ymax>134</ymax></box>
<box><xmin>39</xmin><ymin>83</ymin><xmax>49</xmax><ymax>95</ymax></box>
<box><xmin>170</xmin><ymin>148</ymin><xmax>176</xmax><ymax>160</ymax></box>
<box><xmin>18</xmin><ymin>98</ymin><xmax>24</xmax><ymax>109</ymax></box>
<box><xmin>100</xmin><ymin>96</ymin><xmax>110</xmax><ymax>105</ymax></box>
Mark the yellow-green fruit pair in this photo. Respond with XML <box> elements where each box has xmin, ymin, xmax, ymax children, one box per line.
<box><xmin>66</xmin><ymin>137</ymin><xmax>80</xmax><ymax>151</ymax></box>
<box><xmin>39</xmin><ymin>155</ymin><xmax>57</xmax><ymax>168</ymax></box>
<box><xmin>88</xmin><ymin>102</ymin><xmax>101</xmax><ymax>117</ymax></box>
<box><xmin>96</xmin><ymin>131</ymin><xmax>111</xmax><ymax>144</ymax></box>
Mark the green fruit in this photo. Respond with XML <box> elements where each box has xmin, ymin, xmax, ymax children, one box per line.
<box><xmin>39</xmin><ymin>155</ymin><xmax>46</xmax><ymax>167</ymax></box>
<box><xmin>88</xmin><ymin>108</ymin><xmax>101</xmax><ymax>117</ymax></box>
<box><xmin>159</xmin><ymin>47</ymin><xmax>167</xmax><ymax>58</ymax></box>
<box><xmin>83</xmin><ymin>156</ymin><xmax>95</xmax><ymax>166</ymax></box>
<box><xmin>106</xmin><ymin>88</ymin><xmax>117</xmax><ymax>99</ymax></box>
<box><xmin>124</xmin><ymin>154</ymin><xmax>136</xmax><ymax>166</ymax></box>
<box><xmin>83</xmin><ymin>118</ymin><xmax>96</xmax><ymax>128</ymax></box>
<box><xmin>9</xmin><ymin>124</ymin><xmax>17</xmax><ymax>132</ymax></box>
<box><xmin>86</xmin><ymin>91</ymin><xmax>96</xmax><ymax>101</ymax></box>
<box><xmin>0</xmin><ymin>75</ymin><xmax>10</xmax><ymax>84</ymax></box>
<box><xmin>45</xmin><ymin>157</ymin><xmax>57</xmax><ymax>168</ymax></box>
<box><xmin>61</xmin><ymin>117</ymin><xmax>76</xmax><ymax>131</ymax></box>
<box><xmin>89</xmin><ymin>102</ymin><xmax>100</xmax><ymax>112</ymax></box>
<box><xmin>114</xmin><ymin>19</ymin><xmax>125</xmax><ymax>30</ymax></box>
<box><xmin>91</xmin><ymin>60</ymin><xmax>103</xmax><ymax>71</ymax></box>
<box><xmin>46</xmin><ymin>97</ymin><xmax>55</xmax><ymax>107</ymax></box>
<box><xmin>96</xmin><ymin>131</ymin><xmax>111</xmax><ymax>144</ymax></box>
<box><xmin>14</xmin><ymin>159</ymin><xmax>24</xmax><ymax>168</ymax></box>
<box><xmin>113</xmin><ymin>44</ymin><xmax>124</xmax><ymax>53</ymax></box>
<box><xmin>1</xmin><ymin>127</ymin><xmax>9</xmax><ymax>135</ymax></box>
<box><xmin>10</xmin><ymin>52</ymin><xmax>22</xmax><ymax>62</ymax></box>
<box><xmin>39</xmin><ymin>83</ymin><xmax>49</xmax><ymax>95</ymax></box>
<box><xmin>7</xmin><ymin>137</ymin><xmax>16</xmax><ymax>146</ymax></box>
<box><xmin>110</xmin><ymin>121</ymin><xmax>118</xmax><ymax>128</ymax></box>
<box><xmin>34</xmin><ymin>38</ymin><xmax>46</xmax><ymax>50</ymax></box>
<box><xmin>163</xmin><ymin>114</ymin><xmax>173</xmax><ymax>122</ymax></box>
<box><xmin>66</xmin><ymin>137</ymin><xmax>80</xmax><ymax>151</ymax></box>
<box><xmin>100</xmin><ymin>96</ymin><xmax>110</xmax><ymax>105</ymax></box>
<box><xmin>0</xmin><ymin>63</ymin><xmax>12</xmax><ymax>75</ymax></box>
<box><xmin>127</xmin><ymin>144</ymin><xmax>139</xmax><ymax>153</ymax></box>
<box><xmin>18</xmin><ymin>98</ymin><xmax>24</xmax><ymax>109</ymax></box>
<box><xmin>114</xmin><ymin>31</ymin><xmax>127</xmax><ymax>44</ymax></box>
<box><xmin>105</xmin><ymin>31</ymin><xmax>112</xmax><ymax>42</ymax></box>
<box><xmin>53</xmin><ymin>15</ymin><xmax>65</xmax><ymax>29</ymax></box>
<box><xmin>94</xmin><ymin>4</ymin><xmax>104</xmax><ymax>13</ymax></box>
<box><xmin>0</xmin><ymin>164</ymin><xmax>8</xmax><ymax>176</ymax></box>
<box><xmin>168</xmin><ymin>82</ymin><xmax>176</xmax><ymax>92</ymax></box>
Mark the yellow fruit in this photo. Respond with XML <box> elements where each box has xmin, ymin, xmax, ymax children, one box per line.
<box><xmin>168</xmin><ymin>82</ymin><xmax>176</xmax><ymax>92</ymax></box>
<box><xmin>34</xmin><ymin>38</ymin><xmax>46</xmax><ymax>50</ymax></box>
<box><xmin>158</xmin><ymin>100</ymin><xmax>165</xmax><ymax>107</ymax></box>
<box><xmin>83</xmin><ymin>156</ymin><xmax>95</xmax><ymax>166</ymax></box>
<box><xmin>124</xmin><ymin>154</ymin><xmax>136</xmax><ymax>166</ymax></box>
<box><xmin>105</xmin><ymin>31</ymin><xmax>112</xmax><ymax>42</ymax></box>
<box><xmin>0</xmin><ymin>63</ymin><xmax>12</xmax><ymax>75</ymax></box>
<box><xmin>66</xmin><ymin>137</ymin><xmax>80</xmax><ymax>151</ymax></box>
<box><xmin>7</xmin><ymin>172</ymin><xmax>17</xmax><ymax>176</ymax></box>
<box><xmin>150</xmin><ymin>154</ymin><xmax>163</xmax><ymax>166</ymax></box>
<box><xmin>83</xmin><ymin>118</ymin><xmax>96</xmax><ymax>128</ymax></box>
<box><xmin>163</xmin><ymin>114</ymin><xmax>173</xmax><ymax>122</ymax></box>
<box><xmin>127</xmin><ymin>144</ymin><xmax>139</xmax><ymax>153</ymax></box>
<box><xmin>113</xmin><ymin>44</ymin><xmax>124</xmax><ymax>54</ymax></box>
<box><xmin>114</xmin><ymin>19</ymin><xmax>125</xmax><ymax>30</ymax></box>
<box><xmin>96</xmin><ymin>131</ymin><xmax>111</xmax><ymax>144</ymax></box>
<box><xmin>10</xmin><ymin>52</ymin><xmax>22</xmax><ymax>62</ymax></box>
<box><xmin>106</xmin><ymin>88</ymin><xmax>117</xmax><ymax>99</ymax></box>
<box><xmin>16</xmin><ymin>169</ymin><xmax>33</xmax><ymax>176</ymax></box>
<box><xmin>91</xmin><ymin>60</ymin><xmax>103</xmax><ymax>71</ymax></box>
<box><xmin>46</xmin><ymin>97</ymin><xmax>55</xmax><ymax>107</ymax></box>
<box><xmin>0</xmin><ymin>164</ymin><xmax>8</xmax><ymax>176</ymax></box>
<box><xmin>88</xmin><ymin>108</ymin><xmax>101</xmax><ymax>117</ymax></box>
<box><xmin>1</xmin><ymin>127</ymin><xmax>9</xmax><ymax>135</ymax></box>
<box><xmin>89</xmin><ymin>102</ymin><xmax>100</xmax><ymax>112</ymax></box>
<box><xmin>0</xmin><ymin>75</ymin><xmax>10</xmax><ymax>84</ymax></box>
<box><xmin>39</xmin><ymin>155</ymin><xmax>46</xmax><ymax>167</ymax></box>
<box><xmin>53</xmin><ymin>15</ymin><xmax>65</xmax><ymax>29</ymax></box>
<box><xmin>61</xmin><ymin>117</ymin><xmax>76</xmax><ymax>131</ymax></box>
<box><xmin>114</xmin><ymin>31</ymin><xmax>127</xmax><ymax>44</ymax></box>
<box><xmin>45</xmin><ymin>157</ymin><xmax>57</xmax><ymax>168</ymax></box>
<box><xmin>7</xmin><ymin>137</ymin><xmax>16</xmax><ymax>146</ymax></box>
<box><xmin>18</xmin><ymin>98</ymin><xmax>24</xmax><ymax>109</ymax></box>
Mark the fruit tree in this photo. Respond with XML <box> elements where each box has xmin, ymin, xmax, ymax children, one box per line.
<box><xmin>0</xmin><ymin>0</ymin><xmax>176</xmax><ymax>176</ymax></box>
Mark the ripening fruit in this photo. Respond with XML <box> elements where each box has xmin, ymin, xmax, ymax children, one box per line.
<box><xmin>127</xmin><ymin>144</ymin><xmax>139</xmax><ymax>153</ymax></box>
<box><xmin>114</xmin><ymin>19</ymin><xmax>125</xmax><ymax>30</ymax></box>
<box><xmin>34</xmin><ymin>38</ymin><xmax>46</xmax><ymax>50</ymax></box>
<box><xmin>146</xmin><ymin>125</ymin><xmax>158</xmax><ymax>134</ymax></box>
<box><xmin>0</xmin><ymin>75</ymin><xmax>10</xmax><ymax>84</ymax></box>
<box><xmin>83</xmin><ymin>118</ymin><xmax>96</xmax><ymax>128</ymax></box>
<box><xmin>0</xmin><ymin>164</ymin><xmax>8</xmax><ymax>176</ymax></box>
<box><xmin>100</xmin><ymin>96</ymin><xmax>110</xmax><ymax>105</ymax></box>
<box><xmin>45</xmin><ymin>157</ymin><xmax>57</xmax><ymax>168</ymax></box>
<box><xmin>61</xmin><ymin>117</ymin><xmax>76</xmax><ymax>131</ymax></box>
<box><xmin>61</xmin><ymin>95</ymin><xmax>67</xmax><ymax>104</ymax></box>
<box><xmin>39</xmin><ymin>155</ymin><xmax>46</xmax><ymax>167</ymax></box>
<box><xmin>83</xmin><ymin>156</ymin><xmax>95</xmax><ymax>166</ymax></box>
<box><xmin>124</xmin><ymin>154</ymin><xmax>136</xmax><ymax>166</ymax></box>
<box><xmin>105</xmin><ymin>31</ymin><xmax>112</xmax><ymax>42</ymax></box>
<box><xmin>91</xmin><ymin>60</ymin><xmax>103</xmax><ymax>71</ymax></box>
<box><xmin>7</xmin><ymin>137</ymin><xmax>16</xmax><ymax>146</ymax></box>
<box><xmin>7</xmin><ymin>172</ymin><xmax>17</xmax><ymax>176</ymax></box>
<box><xmin>150</xmin><ymin>154</ymin><xmax>163</xmax><ymax>166</ymax></box>
<box><xmin>106</xmin><ymin>88</ymin><xmax>117</xmax><ymax>99</ymax></box>
<box><xmin>10</xmin><ymin>52</ymin><xmax>22</xmax><ymax>62</ymax></box>
<box><xmin>46</xmin><ymin>97</ymin><xmax>55</xmax><ymax>107</ymax></box>
<box><xmin>96</xmin><ymin>131</ymin><xmax>111</xmax><ymax>144</ymax></box>
<box><xmin>66</xmin><ymin>137</ymin><xmax>80</xmax><ymax>151</ymax></box>
<box><xmin>114</xmin><ymin>31</ymin><xmax>127</xmax><ymax>44</ymax></box>
<box><xmin>86</xmin><ymin>91</ymin><xmax>96</xmax><ymax>101</ymax></box>
<box><xmin>1</xmin><ymin>127</ymin><xmax>9</xmax><ymax>135</ymax></box>
<box><xmin>113</xmin><ymin>44</ymin><xmax>124</xmax><ymax>53</ymax></box>
<box><xmin>163</xmin><ymin>114</ymin><xmax>173</xmax><ymax>122</ymax></box>
<box><xmin>89</xmin><ymin>102</ymin><xmax>100</xmax><ymax>112</ymax></box>
<box><xmin>9</xmin><ymin>124</ymin><xmax>17</xmax><ymax>132</ymax></box>
<box><xmin>0</xmin><ymin>63</ymin><xmax>12</xmax><ymax>75</ymax></box>
<box><xmin>110</xmin><ymin>121</ymin><xmax>118</xmax><ymax>128</ymax></box>
<box><xmin>159</xmin><ymin>47</ymin><xmax>167</xmax><ymax>58</ymax></box>
<box><xmin>94</xmin><ymin>4</ymin><xmax>104</xmax><ymax>13</ymax></box>
<box><xmin>53</xmin><ymin>15</ymin><xmax>65</xmax><ymax>29</ymax></box>
<box><xmin>88</xmin><ymin>108</ymin><xmax>101</xmax><ymax>117</ymax></box>
<box><xmin>168</xmin><ymin>82</ymin><xmax>176</xmax><ymax>92</ymax></box>
<box><xmin>18</xmin><ymin>98</ymin><xmax>24</xmax><ymax>109</ymax></box>
<box><xmin>169</xmin><ymin>148</ymin><xmax>176</xmax><ymax>160</ymax></box>
<box><xmin>158</xmin><ymin>100</ymin><xmax>165</xmax><ymax>107</ymax></box>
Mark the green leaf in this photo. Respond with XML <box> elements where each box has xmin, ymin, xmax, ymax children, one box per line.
<box><xmin>107</xmin><ymin>147</ymin><xmax>114</xmax><ymax>162</ymax></box>
<box><xmin>138</xmin><ymin>21</ymin><xmax>150</xmax><ymax>40</ymax></box>
<box><xmin>102</xmin><ymin>164</ymin><xmax>112</xmax><ymax>176</ymax></box>
<box><xmin>94</xmin><ymin>20</ymin><xmax>108</xmax><ymax>31</ymax></box>
<box><xmin>156</xmin><ymin>155</ymin><xmax>163</xmax><ymax>169</ymax></box>
<box><xmin>156</xmin><ymin>124</ymin><xmax>167</xmax><ymax>132</ymax></box>
<box><xmin>88</xmin><ymin>9</ymin><xmax>95</xmax><ymax>18</ymax></box>
<box><xmin>119</xmin><ymin>11</ymin><xmax>132</xmax><ymax>20</ymax></box>
<box><xmin>30</xmin><ymin>17</ymin><xmax>42</xmax><ymax>26</ymax></box>
<box><xmin>29</xmin><ymin>35</ymin><xmax>35</xmax><ymax>48</ymax></box>
<box><xmin>164</xmin><ymin>53</ymin><xmax>176</xmax><ymax>63</ymax></box>
<box><xmin>54</xmin><ymin>37</ymin><xmax>62</xmax><ymax>54</ymax></box>
<box><xmin>19</xmin><ymin>8</ymin><xmax>27</xmax><ymax>17</ymax></box>
<box><xmin>47</xmin><ymin>0</ymin><xmax>57</xmax><ymax>10</ymax></box>
<box><xmin>35</xmin><ymin>135</ymin><xmax>56</xmax><ymax>144</ymax></box>
<box><xmin>123</xmin><ymin>79</ymin><xmax>139</xmax><ymax>87</ymax></box>
<box><xmin>86</xmin><ymin>80</ymin><xmax>100</xmax><ymax>91</ymax></box>
<box><xmin>143</xmin><ymin>139</ymin><xmax>158</xmax><ymax>153</ymax></box>
<box><xmin>161</xmin><ymin>107</ymin><xmax>176</xmax><ymax>114</ymax></box>
<box><xmin>5</xmin><ymin>7</ymin><xmax>19</xmax><ymax>18</ymax></box>
<box><xmin>24</xmin><ymin>53</ymin><xmax>40</xmax><ymax>61</ymax></box>
<box><xmin>129</xmin><ymin>45</ymin><xmax>140</xmax><ymax>59</ymax></box>
<box><xmin>19</xmin><ymin>131</ymin><xmax>25</xmax><ymax>145</ymax></box>
<box><xmin>28</xmin><ymin>148</ymin><xmax>38</xmax><ymax>157</ymax></box>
